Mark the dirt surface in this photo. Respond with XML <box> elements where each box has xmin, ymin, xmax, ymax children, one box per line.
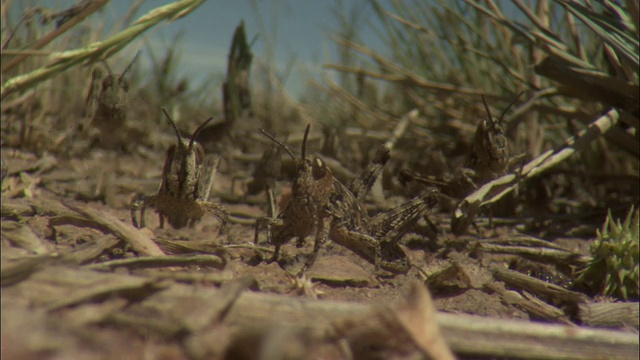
<box><xmin>1</xmin><ymin>146</ymin><xmax>583</xmax><ymax>306</ymax></box>
<box><xmin>1</xmin><ymin>145</ymin><xmax>629</xmax><ymax>359</ymax></box>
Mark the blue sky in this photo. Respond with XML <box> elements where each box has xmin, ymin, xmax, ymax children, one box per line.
<box><xmin>114</xmin><ymin>0</ymin><xmax>389</xmax><ymax>98</ymax></box>
<box><xmin>8</xmin><ymin>0</ymin><xmax>394</xmax><ymax>98</ymax></box>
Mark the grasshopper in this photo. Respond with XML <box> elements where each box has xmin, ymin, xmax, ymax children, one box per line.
<box><xmin>327</xmin><ymin>182</ymin><xmax>440</xmax><ymax>274</ymax></box>
<box><xmin>253</xmin><ymin>125</ymin><xmax>333</xmax><ymax>271</ymax></box>
<box><xmin>84</xmin><ymin>53</ymin><xmax>140</xmax><ymax>149</ymax></box>
<box><xmin>465</xmin><ymin>92</ymin><xmax>524</xmax><ymax>184</ymax></box>
<box><xmin>399</xmin><ymin>93</ymin><xmax>525</xmax><ymax>235</ymax></box>
<box><xmin>130</xmin><ymin>108</ymin><xmax>229</xmax><ymax>236</ymax></box>
<box><xmin>255</xmin><ymin>125</ymin><xmax>439</xmax><ymax>275</ymax></box>
<box><xmin>400</xmin><ymin>92</ymin><xmax>525</xmax><ymax>197</ymax></box>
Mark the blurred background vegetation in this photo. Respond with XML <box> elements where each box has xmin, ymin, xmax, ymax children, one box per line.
<box><xmin>1</xmin><ymin>0</ymin><xmax>638</xmax><ymax>239</ymax></box>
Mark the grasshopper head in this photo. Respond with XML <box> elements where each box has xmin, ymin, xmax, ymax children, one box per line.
<box><xmin>259</xmin><ymin>124</ymin><xmax>333</xmax><ymax>202</ymax></box>
<box><xmin>161</xmin><ymin>108</ymin><xmax>212</xmax><ymax>199</ymax></box>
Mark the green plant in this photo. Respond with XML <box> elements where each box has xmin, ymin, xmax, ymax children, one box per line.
<box><xmin>576</xmin><ymin>206</ymin><xmax>639</xmax><ymax>300</ymax></box>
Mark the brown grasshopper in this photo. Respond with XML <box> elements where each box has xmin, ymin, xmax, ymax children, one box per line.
<box><xmin>465</xmin><ymin>92</ymin><xmax>524</xmax><ymax>184</ymax></box>
<box><xmin>84</xmin><ymin>53</ymin><xmax>140</xmax><ymax>148</ymax></box>
<box><xmin>327</xmin><ymin>183</ymin><xmax>440</xmax><ymax>274</ymax></box>
<box><xmin>400</xmin><ymin>92</ymin><xmax>525</xmax><ymax>197</ymax></box>
<box><xmin>130</xmin><ymin>108</ymin><xmax>229</xmax><ymax>236</ymax></box>
<box><xmin>255</xmin><ymin>125</ymin><xmax>439</xmax><ymax>275</ymax></box>
<box><xmin>253</xmin><ymin>125</ymin><xmax>332</xmax><ymax>270</ymax></box>
<box><xmin>399</xmin><ymin>93</ymin><xmax>525</xmax><ymax>235</ymax></box>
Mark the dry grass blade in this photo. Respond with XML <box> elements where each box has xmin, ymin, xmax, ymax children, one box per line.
<box><xmin>324</xmin><ymin>62</ymin><xmax>490</xmax><ymax>97</ymax></box>
<box><xmin>87</xmin><ymin>254</ymin><xmax>225</xmax><ymax>271</ymax></box>
<box><xmin>1</xmin><ymin>0</ymin><xmax>206</xmax><ymax>99</ymax></box>
<box><xmin>1</xmin><ymin>0</ymin><xmax>109</xmax><ymax>72</ymax></box>
<box><xmin>493</xmin><ymin>268</ymin><xmax>588</xmax><ymax>305</ymax></box>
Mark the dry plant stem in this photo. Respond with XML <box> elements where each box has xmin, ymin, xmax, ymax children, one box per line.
<box><xmin>579</xmin><ymin>302</ymin><xmax>639</xmax><ymax>329</ymax></box>
<box><xmin>324</xmin><ymin>63</ymin><xmax>493</xmax><ymax>97</ymax></box>
<box><xmin>489</xmin><ymin>283</ymin><xmax>574</xmax><ymax>325</ymax></box>
<box><xmin>0</xmin><ymin>254</ymin><xmax>57</xmax><ymax>286</ymax></box>
<box><xmin>518</xmin><ymin>291</ymin><xmax>574</xmax><ymax>325</ymax></box>
<box><xmin>1</xmin><ymin>0</ymin><xmax>109</xmax><ymax>72</ymax></box>
<box><xmin>224</xmin><ymin>243</ymin><xmax>275</xmax><ymax>253</ymax></box>
<box><xmin>87</xmin><ymin>254</ymin><xmax>225</xmax><ymax>271</ymax></box>
<box><xmin>493</xmin><ymin>267</ymin><xmax>588</xmax><ymax>305</ymax></box>
<box><xmin>61</xmin><ymin>235</ymin><xmax>121</xmax><ymax>265</ymax></box>
<box><xmin>384</xmin><ymin>109</ymin><xmax>416</xmax><ymax>150</ymax></box>
<box><xmin>479</xmin><ymin>243</ymin><xmax>591</xmax><ymax>265</ymax></box>
<box><xmin>227</xmin><ymin>214</ymin><xmax>258</xmax><ymax>226</ymax></box>
<box><xmin>46</xmin><ymin>281</ymin><xmax>165</xmax><ymax>312</ymax></box>
<box><xmin>154</xmin><ymin>239</ymin><xmax>225</xmax><ymax>255</ymax></box>
<box><xmin>132</xmin><ymin>269</ymin><xmax>234</xmax><ymax>285</ymax></box>
<box><xmin>322</xmin><ymin>75</ymin><xmax>389</xmax><ymax>124</ymax></box>
<box><xmin>453</xmin><ymin>108</ymin><xmax>619</xmax><ymax>234</ymax></box>
<box><xmin>5</xmin><ymin>266</ymin><xmax>638</xmax><ymax>359</ymax></box>
<box><xmin>226</xmin><ymin>284</ymin><xmax>638</xmax><ymax>360</ymax></box>
<box><xmin>534</xmin><ymin>56</ymin><xmax>639</xmax><ymax>116</ymax></box>
<box><xmin>48</xmin><ymin>214</ymin><xmax>104</xmax><ymax>229</ymax></box>
<box><xmin>1</xmin><ymin>221</ymin><xmax>53</xmax><ymax>255</ymax></box>
<box><xmin>62</xmin><ymin>201</ymin><xmax>165</xmax><ymax>256</ymax></box>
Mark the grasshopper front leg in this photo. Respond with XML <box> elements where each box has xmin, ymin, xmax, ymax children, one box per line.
<box><xmin>297</xmin><ymin>215</ymin><xmax>331</xmax><ymax>276</ymax></box>
<box><xmin>254</xmin><ymin>216</ymin><xmax>284</xmax><ymax>262</ymax></box>
<box><xmin>130</xmin><ymin>194</ymin><xmax>157</xmax><ymax>229</ymax></box>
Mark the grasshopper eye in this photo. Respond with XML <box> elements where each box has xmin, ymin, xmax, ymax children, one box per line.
<box><xmin>311</xmin><ymin>157</ymin><xmax>326</xmax><ymax>179</ymax></box>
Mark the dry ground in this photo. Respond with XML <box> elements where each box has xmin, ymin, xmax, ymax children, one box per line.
<box><xmin>1</xmin><ymin>142</ymin><xmax>635</xmax><ymax>359</ymax></box>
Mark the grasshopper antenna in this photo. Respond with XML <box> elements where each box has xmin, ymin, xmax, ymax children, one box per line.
<box><xmin>498</xmin><ymin>91</ymin><xmax>524</xmax><ymax>124</ymax></box>
<box><xmin>481</xmin><ymin>95</ymin><xmax>495</xmax><ymax>130</ymax></box>
<box><xmin>189</xmin><ymin>116</ymin><xmax>215</xmax><ymax>149</ymax></box>
<box><xmin>260</xmin><ymin>129</ymin><xmax>296</xmax><ymax>163</ymax></box>
<box><xmin>161</xmin><ymin>107</ymin><xmax>183</xmax><ymax>143</ymax></box>
<box><xmin>119</xmin><ymin>51</ymin><xmax>141</xmax><ymax>87</ymax></box>
<box><xmin>300</xmin><ymin>124</ymin><xmax>311</xmax><ymax>160</ymax></box>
